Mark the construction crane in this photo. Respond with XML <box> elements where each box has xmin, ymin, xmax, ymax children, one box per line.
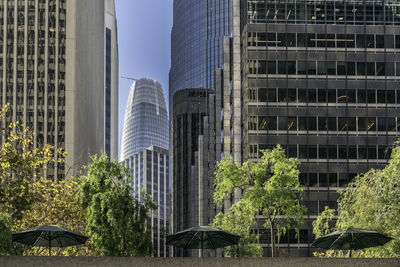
<box><xmin>121</xmin><ymin>76</ymin><xmax>138</xmax><ymax>81</ymax></box>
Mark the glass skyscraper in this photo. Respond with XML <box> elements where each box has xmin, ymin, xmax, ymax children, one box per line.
<box><xmin>120</xmin><ymin>78</ymin><xmax>169</xmax><ymax>257</ymax></box>
<box><xmin>169</xmin><ymin>0</ymin><xmax>234</xmax><ymax>257</ymax></box>
<box><xmin>120</xmin><ymin>78</ymin><xmax>168</xmax><ymax>161</ymax></box>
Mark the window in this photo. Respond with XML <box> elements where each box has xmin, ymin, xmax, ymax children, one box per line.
<box><xmin>358</xmin><ymin>117</ymin><xmax>367</xmax><ymax>131</ymax></box>
<box><xmin>278</xmin><ymin>117</ymin><xmax>288</xmax><ymax>130</ymax></box>
<box><xmin>259</xmin><ymin>116</ymin><xmax>277</xmax><ymax>130</ymax></box>
<box><xmin>298</xmin><ymin>117</ymin><xmax>307</xmax><ymax>130</ymax></box>
<box><xmin>267</xmin><ymin>88</ymin><xmax>276</xmax><ymax>102</ymax></box>
<box><xmin>259</xmin><ymin>88</ymin><xmax>267</xmax><ymax>102</ymax></box>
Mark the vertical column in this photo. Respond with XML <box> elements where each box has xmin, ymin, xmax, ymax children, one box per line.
<box><xmin>1</xmin><ymin>0</ymin><xmax>7</xmax><ymax>143</ymax></box>
<box><xmin>12</xmin><ymin>0</ymin><xmax>17</xmax><ymax>124</ymax></box>
<box><xmin>33</xmin><ymin>0</ymin><xmax>38</xmax><ymax>148</ymax></box>
<box><xmin>23</xmin><ymin>0</ymin><xmax>28</xmax><ymax>127</ymax></box>
<box><xmin>54</xmin><ymin>0</ymin><xmax>59</xmax><ymax>181</ymax></box>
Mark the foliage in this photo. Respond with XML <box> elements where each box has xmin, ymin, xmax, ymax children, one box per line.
<box><xmin>313</xmin><ymin>142</ymin><xmax>400</xmax><ymax>257</ymax></box>
<box><xmin>0</xmin><ymin>104</ymin><xmax>66</xmax><ymax>220</ymax></box>
<box><xmin>0</xmin><ymin>103</ymin><xmax>88</xmax><ymax>256</ymax></box>
<box><xmin>212</xmin><ymin>146</ymin><xmax>307</xmax><ymax>257</ymax></box>
<box><xmin>80</xmin><ymin>153</ymin><xmax>157</xmax><ymax>256</ymax></box>
<box><xmin>312</xmin><ymin>206</ymin><xmax>335</xmax><ymax>239</ymax></box>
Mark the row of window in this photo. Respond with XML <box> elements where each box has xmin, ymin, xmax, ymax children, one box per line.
<box><xmin>249</xmin><ymin>144</ymin><xmax>392</xmax><ymax>160</ymax></box>
<box><xmin>299</xmin><ymin>172</ymin><xmax>357</xmax><ymax>188</ymax></box>
<box><xmin>247</xmin><ymin>0</ymin><xmax>400</xmax><ymax>25</ymax></box>
<box><xmin>248</xmin><ymin>88</ymin><xmax>400</xmax><ymax>105</ymax></box>
<box><xmin>248</xmin><ymin>60</ymin><xmax>400</xmax><ymax>77</ymax></box>
<box><xmin>248</xmin><ymin>33</ymin><xmax>400</xmax><ymax>49</ymax></box>
<box><xmin>248</xmin><ymin>116</ymin><xmax>400</xmax><ymax>133</ymax></box>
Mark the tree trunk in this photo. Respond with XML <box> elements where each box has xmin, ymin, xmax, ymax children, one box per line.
<box><xmin>270</xmin><ymin>224</ymin><xmax>275</xmax><ymax>258</ymax></box>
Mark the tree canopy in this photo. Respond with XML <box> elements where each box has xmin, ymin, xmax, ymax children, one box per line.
<box><xmin>213</xmin><ymin>146</ymin><xmax>307</xmax><ymax>257</ymax></box>
<box><xmin>80</xmin><ymin>153</ymin><xmax>157</xmax><ymax>256</ymax></box>
<box><xmin>313</xmin><ymin>142</ymin><xmax>400</xmax><ymax>257</ymax></box>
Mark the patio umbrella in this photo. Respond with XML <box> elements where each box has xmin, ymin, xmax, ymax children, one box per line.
<box><xmin>12</xmin><ymin>225</ymin><xmax>88</xmax><ymax>256</ymax></box>
<box><xmin>312</xmin><ymin>228</ymin><xmax>393</xmax><ymax>257</ymax></box>
<box><xmin>166</xmin><ymin>226</ymin><xmax>240</xmax><ymax>250</ymax></box>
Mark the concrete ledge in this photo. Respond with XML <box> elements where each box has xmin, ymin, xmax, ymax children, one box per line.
<box><xmin>1</xmin><ymin>256</ymin><xmax>400</xmax><ymax>267</ymax></box>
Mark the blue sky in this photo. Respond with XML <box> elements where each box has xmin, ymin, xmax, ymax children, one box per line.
<box><xmin>115</xmin><ymin>0</ymin><xmax>173</xmax><ymax>157</ymax></box>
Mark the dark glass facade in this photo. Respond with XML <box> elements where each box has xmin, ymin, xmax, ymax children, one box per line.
<box><xmin>169</xmin><ymin>0</ymin><xmax>232</xmax><ymax>100</ymax></box>
<box><xmin>171</xmin><ymin>89</ymin><xmax>211</xmax><ymax>257</ymax></box>
<box><xmin>242</xmin><ymin>0</ymin><xmax>400</xmax><ymax>257</ymax></box>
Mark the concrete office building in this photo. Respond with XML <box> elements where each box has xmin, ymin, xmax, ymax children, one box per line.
<box><xmin>238</xmin><ymin>0</ymin><xmax>400</xmax><ymax>256</ymax></box>
<box><xmin>0</xmin><ymin>0</ymin><xmax>118</xmax><ymax>180</ymax></box>
<box><xmin>170</xmin><ymin>0</ymin><xmax>400</xmax><ymax>257</ymax></box>
<box><xmin>120</xmin><ymin>78</ymin><xmax>169</xmax><ymax>257</ymax></box>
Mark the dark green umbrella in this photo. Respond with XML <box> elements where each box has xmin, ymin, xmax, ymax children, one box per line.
<box><xmin>312</xmin><ymin>228</ymin><xmax>393</xmax><ymax>257</ymax></box>
<box><xmin>166</xmin><ymin>226</ymin><xmax>240</xmax><ymax>250</ymax></box>
<box><xmin>12</xmin><ymin>225</ymin><xmax>88</xmax><ymax>256</ymax></box>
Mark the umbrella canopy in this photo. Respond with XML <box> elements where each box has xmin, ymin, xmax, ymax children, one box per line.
<box><xmin>12</xmin><ymin>225</ymin><xmax>88</xmax><ymax>255</ymax></box>
<box><xmin>312</xmin><ymin>228</ymin><xmax>392</xmax><ymax>255</ymax></box>
<box><xmin>166</xmin><ymin>226</ymin><xmax>240</xmax><ymax>250</ymax></box>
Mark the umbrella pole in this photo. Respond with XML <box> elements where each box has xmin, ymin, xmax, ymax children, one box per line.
<box><xmin>49</xmin><ymin>231</ymin><xmax>51</xmax><ymax>256</ymax></box>
<box><xmin>201</xmin><ymin>232</ymin><xmax>203</xmax><ymax>258</ymax></box>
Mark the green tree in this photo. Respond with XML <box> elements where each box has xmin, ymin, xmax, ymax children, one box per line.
<box><xmin>0</xmin><ymin>104</ymin><xmax>68</xmax><ymax>255</ymax></box>
<box><xmin>313</xmin><ymin>142</ymin><xmax>400</xmax><ymax>257</ymax></box>
<box><xmin>213</xmin><ymin>146</ymin><xmax>307</xmax><ymax>257</ymax></box>
<box><xmin>80</xmin><ymin>153</ymin><xmax>157</xmax><ymax>256</ymax></box>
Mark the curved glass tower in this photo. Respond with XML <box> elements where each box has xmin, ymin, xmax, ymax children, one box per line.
<box><xmin>120</xmin><ymin>78</ymin><xmax>168</xmax><ymax>162</ymax></box>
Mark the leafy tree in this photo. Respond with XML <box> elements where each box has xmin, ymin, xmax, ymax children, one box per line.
<box><xmin>313</xmin><ymin>142</ymin><xmax>400</xmax><ymax>257</ymax></box>
<box><xmin>0</xmin><ymin>104</ymin><xmax>69</xmax><ymax>255</ymax></box>
<box><xmin>80</xmin><ymin>153</ymin><xmax>157</xmax><ymax>256</ymax></box>
<box><xmin>0</xmin><ymin>104</ymin><xmax>66</xmax><ymax>220</ymax></box>
<box><xmin>213</xmin><ymin>146</ymin><xmax>307</xmax><ymax>257</ymax></box>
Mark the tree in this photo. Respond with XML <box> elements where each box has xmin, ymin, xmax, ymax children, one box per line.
<box><xmin>80</xmin><ymin>153</ymin><xmax>157</xmax><ymax>256</ymax></box>
<box><xmin>313</xmin><ymin>142</ymin><xmax>400</xmax><ymax>257</ymax></box>
<box><xmin>0</xmin><ymin>104</ymin><xmax>68</xmax><ymax>255</ymax></box>
<box><xmin>0</xmin><ymin>105</ymin><xmax>66</xmax><ymax>219</ymax></box>
<box><xmin>213</xmin><ymin>146</ymin><xmax>307</xmax><ymax>257</ymax></box>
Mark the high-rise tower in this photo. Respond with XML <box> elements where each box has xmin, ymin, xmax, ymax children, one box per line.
<box><xmin>169</xmin><ymin>3</ymin><xmax>234</xmax><ymax>253</ymax></box>
<box><xmin>170</xmin><ymin>0</ymin><xmax>400</xmax><ymax>258</ymax></box>
<box><xmin>120</xmin><ymin>78</ymin><xmax>168</xmax><ymax>160</ymax></box>
<box><xmin>238</xmin><ymin>0</ymin><xmax>400</xmax><ymax>256</ymax></box>
<box><xmin>0</xmin><ymin>0</ymin><xmax>118</xmax><ymax>180</ymax></box>
<box><xmin>120</xmin><ymin>78</ymin><xmax>169</xmax><ymax>257</ymax></box>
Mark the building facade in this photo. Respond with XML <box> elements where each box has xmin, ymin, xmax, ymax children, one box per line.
<box><xmin>169</xmin><ymin>2</ymin><xmax>234</xmax><ymax>256</ymax></box>
<box><xmin>121</xmin><ymin>146</ymin><xmax>170</xmax><ymax>258</ymax></box>
<box><xmin>120</xmin><ymin>78</ymin><xmax>169</xmax><ymax>257</ymax></box>
<box><xmin>120</xmin><ymin>78</ymin><xmax>168</xmax><ymax>161</ymax></box>
<box><xmin>239</xmin><ymin>0</ymin><xmax>400</xmax><ymax>256</ymax></box>
<box><xmin>0</xmin><ymin>0</ymin><xmax>118</xmax><ymax>180</ymax></box>
<box><xmin>170</xmin><ymin>0</ymin><xmax>400</xmax><ymax>258</ymax></box>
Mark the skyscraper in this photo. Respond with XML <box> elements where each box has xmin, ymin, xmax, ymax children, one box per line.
<box><xmin>120</xmin><ymin>78</ymin><xmax>169</xmax><ymax>257</ymax></box>
<box><xmin>120</xmin><ymin>78</ymin><xmax>169</xmax><ymax>160</ymax></box>
<box><xmin>0</xmin><ymin>0</ymin><xmax>118</xmax><ymax>180</ymax></box>
<box><xmin>170</xmin><ymin>0</ymin><xmax>400</xmax><ymax>257</ymax></box>
<box><xmin>169</xmin><ymin>3</ymin><xmax>234</xmax><ymax>254</ymax></box>
<box><xmin>236</xmin><ymin>0</ymin><xmax>400</xmax><ymax>256</ymax></box>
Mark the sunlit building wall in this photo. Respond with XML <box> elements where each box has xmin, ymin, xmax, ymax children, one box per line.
<box><xmin>0</xmin><ymin>0</ymin><xmax>118</xmax><ymax>180</ymax></box>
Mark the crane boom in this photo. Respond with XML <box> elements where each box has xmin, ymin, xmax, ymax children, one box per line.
<box><xmin>121</xmin><ymin>76</ymin><xmax>138</xmax><ymax>81</ymax></box>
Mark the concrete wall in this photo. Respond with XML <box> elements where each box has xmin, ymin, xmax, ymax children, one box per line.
<box><xmin>1</xmin><ymin>256</ymin><xmax>400</xmax><ymax>267</ymax></box>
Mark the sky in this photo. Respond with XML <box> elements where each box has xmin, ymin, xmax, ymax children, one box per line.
<box><xmin>115</xmin><ymin>0</ymin><xmax>173</xmax><ymax>158</ymax></box>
